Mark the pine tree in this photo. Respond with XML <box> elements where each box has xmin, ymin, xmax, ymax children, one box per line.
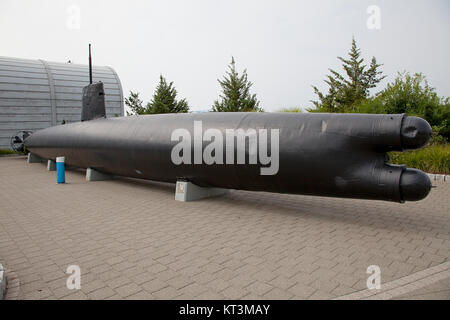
<box><xmin>125</xmin><ymin>91</ymin><xmax>145</xmax><ymax>115</ymax></box>
<box><xmin>310</xmin><ymin>38</ymin><xmax>385</xmax><ymax>112</ymax></box>
<box><xmin>212</xmin><ymin>57</ymin><xmax>262</xmax><ymax>112</ymax></box>
<box><xmin>147</xmin><ymin>75</ymin><xmax>190</xmax><ymax>114</ymax></box>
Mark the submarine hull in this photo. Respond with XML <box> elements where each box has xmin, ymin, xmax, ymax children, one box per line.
<box><xmin>24</xmin><ymin>112</ymin><xmax>432</xmax><ymax>202</ymax></box>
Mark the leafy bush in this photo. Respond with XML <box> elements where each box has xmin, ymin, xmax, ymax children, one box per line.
<box><xmin>355</xmin><ymin>72</ymin><xmax>449</xmax><ymax>141</ymax></box>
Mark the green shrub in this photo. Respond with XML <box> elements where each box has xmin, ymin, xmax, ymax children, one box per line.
<box><xmin>389</xmin><ymin>144</ymin><xmax>450</xmax><ymax>174</ymax></box>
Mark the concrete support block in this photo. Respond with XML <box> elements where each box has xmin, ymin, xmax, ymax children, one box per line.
<box><xmin>27</xmin><ymin>152</ymin><xmax>42</xmax><ymax>164</ymax></box>
<box><xmin>47</xmin><ymin>159</ymin><xmax>56</xmax><ymax>171</ymax></box>
<box><xmin>0</xmin><ymin>264</ymin><xmax>6</xmax><ymax>300</ymax></box>
<box><xmin>175</xmin><ymin>180</ymin><xmax>229</xmax><ymax>202</ymax></box>
<box><xmin>86</xmin><ymin>168</ymin><xmax>113</xmax><ymax>181</ymax></box>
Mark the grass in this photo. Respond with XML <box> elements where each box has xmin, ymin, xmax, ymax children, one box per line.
<box><xmin>389</xmin><ymin>143</ymin><xmax>450</xmax><ymax>174</ymax></box>
<box><xmin>278</xmin><ymin>107</ymin><xmax>302</xmax><ymax>113</ymax></box>
<box><xmin>0</xmin><ymin>148</ymin><xmax>19</xmax><ymax>156</ymax></box>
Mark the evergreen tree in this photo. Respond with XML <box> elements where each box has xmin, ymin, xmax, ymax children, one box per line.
<box><xmin>212</xmin><ymin>57</ymin><xmax>262</xmax><ymax>112</ymax></box>
<box><xmin>310</xmin><ymin>38</ymin><xmax>385</xmax><ymax>112</ymax></box>
<box><xmin>126</xmin><ymin>77</ymin><xmax>190</xmax><ymax>115</ymax></box>
<box><xmin>125</xmin><ymin>91</ymin><xmax>145</xmax><ymax>115</ymax></box>
<box><xmin>147</xmin><ymin>75</ymin><xmax>190</xmax><ymax>114</ymax></box>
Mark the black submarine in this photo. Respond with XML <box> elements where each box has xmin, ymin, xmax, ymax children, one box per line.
<box><xmin>24</xmin><ymin>46</ymin><xmax>433</xmax><ymax>203</ymax></box>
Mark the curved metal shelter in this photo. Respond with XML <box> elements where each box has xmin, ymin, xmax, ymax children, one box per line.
<box><xmin>0</xmin><ymin>56</ymin><xmax>124</xmax><ymax>149</ymax></box>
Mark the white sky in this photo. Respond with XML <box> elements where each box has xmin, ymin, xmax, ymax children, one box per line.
<box><xmin>1</xmin><ymin>0</ymin><xmax>449</xmax><ymax>112</ymax></box>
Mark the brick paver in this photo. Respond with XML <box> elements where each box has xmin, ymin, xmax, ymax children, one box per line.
<box><xmin>0</xmin><ymin>156</ymin><xmax>449</xmax><ymax>299</ymax></box>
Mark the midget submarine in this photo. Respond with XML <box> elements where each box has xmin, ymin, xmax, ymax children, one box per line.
<box><xmin>24</xmin><ymin>80</ymin><xmax>433</xmax><ymax>203</ymax></box>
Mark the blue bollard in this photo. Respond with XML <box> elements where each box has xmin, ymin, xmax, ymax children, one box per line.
<box><xmin>56</xmin><ymin>156</ymin><xmax>65</xmax><ymax>184</ymax></box>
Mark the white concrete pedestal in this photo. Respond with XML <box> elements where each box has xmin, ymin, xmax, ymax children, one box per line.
<box><xmin>47</xmin><ymin>160</ymin><xmax>56</xmax><ymax>171</ymax></box>
<box><xmin>27</xmin><ymin>152</ymin><xmax>42</xmax><ymax>163</ymax></box>
<box><xmin>86</xmin><ymin>168</ymin><xmax>113</xmax><ymax>181</ymax></box>
<box><xmin>175</xmin><ymin>180</ymin><xmax>229</xmax><ymax>202</ymax></box>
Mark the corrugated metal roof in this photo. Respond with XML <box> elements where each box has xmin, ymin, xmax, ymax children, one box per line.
<box><xmin>0</xmin><ymin>56</ymin><xmax>124</xmax><ymax>149</ymax></box>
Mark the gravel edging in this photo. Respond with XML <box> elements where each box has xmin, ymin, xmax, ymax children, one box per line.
<box><xmin>0</xmin><ymin>264</ymin><xmax>6</xmax><ymax>300</ymax></box>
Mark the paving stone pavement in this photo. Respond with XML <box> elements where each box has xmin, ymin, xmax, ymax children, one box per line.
<box><xmin>0</xmin><ymin>156</ymin><xmax>449</xmax><ymax>300</ymax></box>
